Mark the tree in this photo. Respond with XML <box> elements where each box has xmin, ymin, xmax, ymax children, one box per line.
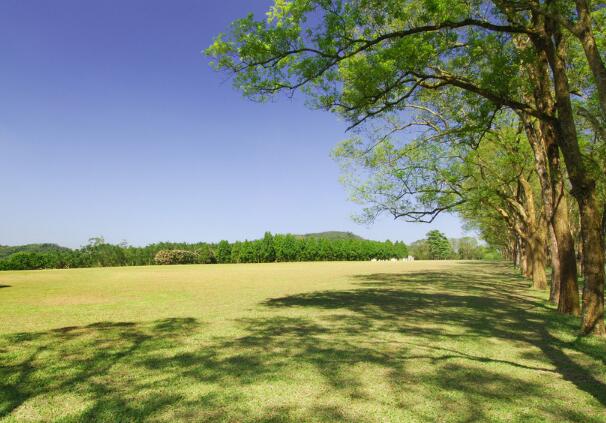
<box><xmin>230</xmin><ymin>242</ymin><xmax>242</xmax><ymax>264</ymax></box>
<box><xmin>408</xmin><ymin>240</ymin><xmax>430</xmax><ymax>260</ymax></box>
<box><xmin>238</xmin><ymin>241</ymin><xmax>258</xmax><ymax>263</ymax></box>
<box><xmin>197</xmin><ymin>245</ymin><xmax>217</xmax><ymax>264</ymax></box>
<box><xmin>452</xmin><ymin>237</ymin><xmax>479</xmax><ymax>260</ymax></box>
<box><xmin>208</xmin><ymin>0</ymin><xmax>605</xmax><ymax>335</ymax></box>
<box><xmin>274</xmin><ymin>234</ymin><xmax>299</xmax><ymax>262</ymax></box>
<box><xmin>260</xmin><ymin>232</ymin><xmax>276</xmax><ymax>262</ymax></box>
<box><xmin>216</xmin><ymin>240</ymin><xmax>232</xmax><ymax>263</ymax></box>
<box><xmin>426</xmin><ymin>230</ymin><xmax>452</xmax><ymax>260</ymax></box>
<box><xmin>335</xmin><ymin>110</ymin><xmax>551</xmax><ymax>288</ymax></box>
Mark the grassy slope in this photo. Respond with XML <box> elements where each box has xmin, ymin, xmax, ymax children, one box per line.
<box><xmin>0</xmin><ymin>261</ymin><xmax>604</xmax><ymax>422</ymax></box>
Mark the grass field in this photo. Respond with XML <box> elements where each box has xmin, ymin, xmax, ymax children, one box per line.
<box><xmin>1</xmin><ymin>261</ymin><xmax>605</xmax><ymax>422</ymax></box>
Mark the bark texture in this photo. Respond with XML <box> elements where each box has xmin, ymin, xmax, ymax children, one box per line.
<box><xmin>542</xmin><ymin>16</ymin><xmax>605</xmax><ymax>334</ymax></box>
<box><xmin>522</xmin><ymin>21</ymin><xmax>581</xmax><ymax>314</ymax></box>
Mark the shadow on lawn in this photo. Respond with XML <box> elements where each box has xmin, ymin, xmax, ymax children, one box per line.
<box><xmin>1</xmin><ymin>262</ymin><xmax>605</xmax><ymax>422</ymax></box>
<box><xmin>266</xmin><ymin>265</ymin><xmax>606</xmax><ymax>405</ymax></box>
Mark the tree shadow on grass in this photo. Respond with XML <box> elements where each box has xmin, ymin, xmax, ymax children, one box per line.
<box><xmin>1</xmin><ymin>262</ymin><xmax>605</xmax><ymax>422</ymax></box>
<box><xmin>265</xmin><ymin>262</ymin><xmax>606</xmax><ymax>408</ymax></box>
<box><xmin>2</xmin><ymin>316</ymin><xmax>362</xmax><ymax>422</ymax></box>
<box><xmin>1</xmin><ymin>318</ymin><xmax>198</xmax><ymax>421</ymax></box>
<box><xmin>0</xmin><ymin>285</ymin><xmax>10</xmax><ymax>289</ymax></box>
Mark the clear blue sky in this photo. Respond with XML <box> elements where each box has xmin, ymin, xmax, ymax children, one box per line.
<box><xmin>0</xmin><ymin>0</ymin><xmax>464</xmax><ymax>248</ymax></box>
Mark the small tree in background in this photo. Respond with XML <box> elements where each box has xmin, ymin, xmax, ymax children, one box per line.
<box><xmin>426</xmin><ymin>231</ymin><xmax>453</xmax><ymax>260</ymax></box>
<box><xmin>197</xmin><ymin>245</ymin><xmax>217</xmax><ymax>264</ymax></box>
<box><xmin>260</xmin><ymin>232</ymin><xmax>276</xmax><ymax>263</ymax></box>
<box><xmin>230</xmin><ymin>242</ymin><xmax>242</xmax><ymax>264</ymax></box>
<box><xmin>454</xmin><ymin>237</ymin><xmax>480</xmax><ymax>260</ymax></box>
<box><xmin>215</xmin><ymin>240</ymin><xmax>232</xmax><ymax>264</ymax></box>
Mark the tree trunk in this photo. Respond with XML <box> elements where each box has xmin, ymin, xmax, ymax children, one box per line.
<box><xmin>577</xmin><ymin>228</ymin><xmax>584</xmax><ymax>278</ymax></box>
<box><xmin>512</xmin><ymin>235</ymin><xmax>520</xmax><ymax>267</ymax></box>
<box><xmin>544</xmin><ymin>19</ymin><xmax>605</xmax><ymax>335</ymax></box>
<box><xmin>522</xmin><ymin>31</ymin><xmax>581</xmax><ymax>313</ymax></box>
<box><xmin>548</xmin><ymin>224</ymin><xmax>561</xmax><ymax>304</ymax></box>
<box><xmin>548</xmin><ymin>148</ymin><xmax>580</xmax><ymax>316</ymax></box>
<box><xmin>542</xmin><ymin>119</ymin><xmax>580</xmax><ymax>315</ymax></box>
<box><xmin>523</xmin><ymin>117</ymin><xmax>560</xmax><ymax>296</ymax></box>
<box><xmin>575</xmin><ymin>0</ymin><xmax>606</xmax><ymax>118</ymax></box>
<box><xmin>528</xmin><ymin>233</ymin><xmax>548</xmax><ymax>290</ymax></box>
<box><xmin>520</xmin><ymin>241</ymin><xmax>529</xmax><ymax>277</ymax></box>
<box><xmin>519</xmin><ymin>177</ymin><xmax>548</xmax><ymax>290</ymax></box>
<box><xmin>578</xmin><ymin>195</ymin><xmax>606</xmax><ymax>335</ymax></box>
<box><xmin>523</xmin><ymin>240</ymin><xmax>533</xmax><ymax>279</ymax></box>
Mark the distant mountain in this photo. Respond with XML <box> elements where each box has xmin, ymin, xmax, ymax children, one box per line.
<box><xmin>0</xmin><ymin>243</ymin><xmax>71</xmax><ymax>259</ymax></box>
<box><xmin>296</xmin><ymin>231</ymin><xmax>364</xmax><ymax>240</ymax></box>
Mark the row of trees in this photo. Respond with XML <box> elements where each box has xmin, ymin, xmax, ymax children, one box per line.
<box><xmin>408</xmin><ymin>231</ymin><xmax>501</xmax><ymax>260</ymax></box>
<box><xmin>208</xmin><ymin>0</ymin><xmax>606</xmax><ymax>335</ymax></box>
<box><xmin>0</xmin><ymin>234</ymin><xmax>410</xmax><ymax>270</ymax></box>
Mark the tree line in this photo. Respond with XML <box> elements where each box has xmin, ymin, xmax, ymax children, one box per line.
<box><xmin>409</xmin><ymin>232</ymin><xmax>500</xmax><ymax>261</ymax></box>
<box><xmin>0</xmin><ymin>231</ymin><xmax>498</xmax><ymax>270</ymax></box>
<box><xmin>0</xmin><ymin>234</ymin><xmax>409</xmax><ymax>270</ymax></box>
<box><xmin>207</xmin><ymin>0</ymin><xmax>606</xmax><ymax>335</ymax></box>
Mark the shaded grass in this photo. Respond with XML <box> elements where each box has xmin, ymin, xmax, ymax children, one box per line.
<box><xmin>0</xmin><ymin>261</ymin><xmax>605</xmax><ymax>422</ymax></box>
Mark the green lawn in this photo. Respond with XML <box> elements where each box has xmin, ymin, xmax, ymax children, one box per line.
<box><xmin>0</xmin><ymin>261</ymin><xmax>605</xmax><ymax>422</ymax></box>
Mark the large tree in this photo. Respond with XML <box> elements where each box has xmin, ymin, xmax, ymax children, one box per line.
<box><xmin>334</xmin><ymin>114</ymin><xmax>550</xmax><ymax>288</ymax></box>
<box><xmin>208</xmin><ymin>0</ymin><xmax>604</xmax><ymax>335</ymax></box>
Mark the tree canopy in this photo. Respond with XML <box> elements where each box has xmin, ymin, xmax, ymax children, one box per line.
<box><xmin>209</xmin><ymin>0</ymin><xmax>606</xmax><ymax>335</ymax></box>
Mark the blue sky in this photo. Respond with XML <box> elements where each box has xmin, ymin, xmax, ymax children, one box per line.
<box><xmin>0</xmin><ymin>0</ymin><xmax>464</xmax><ymax>248</ymax></box>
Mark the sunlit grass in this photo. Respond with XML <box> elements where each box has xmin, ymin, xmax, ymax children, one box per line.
<box><xmin>1</xmin><ymin>261</ymin><xmax>605</xmax><ymax>422</ymax></box>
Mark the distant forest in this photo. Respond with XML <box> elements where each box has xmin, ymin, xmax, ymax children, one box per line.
<box><xmin>0</xmin><ymin>231</ymin><xmax>499</xmax><ymax>271</ymax></box>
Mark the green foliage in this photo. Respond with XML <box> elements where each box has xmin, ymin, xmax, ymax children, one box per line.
<box><xmin>274</xmin><ymin>234</ymin><xmax>300</xmax><ymax>262</ymax></box>
<box><xmin>451</xmin><ymin>237</ymin><xmax>481</xmax><ymax>260</ymax></box>
<box><xmin>216</xmin><ymin>240</ymin><xmax>232</xmax><ymax>264</ymax></box>
<box><xmin>0</xmin><ymin>232</ymin><xmax>412</xmax><ymax>270</ymax></box>
<box><xmin>0</xmin><ymin>243</ymin><xmax>69</xmax><ymax>259</ymax></box>
<box><xmin>408</xmin><ymin>235</ymin><xmax>495</xmax><ymax>260</ymax></box>
<box><xmin>0</xmin><ymin>252</ymin><xmax>49</xmax><ymax>270</ymax></box>
<box><xmin>230</xmin><ymin>242</ymin><xmax>242</xmax><ymax>264</ymax></box>
<box><xmin>297</xmin><ymin>231</ymin><xmax>363</xmax><ymax>240</ymax></box>
<box><xmin>197</xmin><ymin>245</ymin><xmax>217</xmax><ymax>264</ymax></box>
<box><xmin>450</xmin><ymin>237</ymin><xmax>502</xmax><ymax>260</ymax></box>
<box><xmin>79</xmin><ymin>239</ymin><xmax>127</xmax><ymax>268</ymax></box>
<box><xmin>239</xmin><ymin>240</ymin><xmax>262</xmax><ymax>263</ymax></box>
<box><xmin>426</xmin><ymin>230</ymin><xmax>453</xmax><ymax>260</ymax></box>
<box><xmin>206</xmin><ymin>0</ymin><xmax>524</xmax><ymax>131</ymax></box>
<box><xmin>260</xmin><ymin>232</ymin><xmax>276</xmax><ymax>262</ymax></box>
<box><xmin>0</xmin><ymin>231</ymin><xmax>504</xmax><ymax>271</ymax></box>
<box><xmin>333</xmin><ymin>107</ymin><xmax>535</xmax><ymax>255</ymax></box>
<box><xmin>408</xmin><ymin>240</ymin><xmax>430</xmax><ymax>260</ymax></box>
<box><xmin>153</xmin><ymin>250</ymin><xmax>199</xmax><ymax>265</ymax></box>
<box><xmin>206</xmin><ymin>1</ymin><xmax>592</xmax><ymax>259</ymax></box>
<box><xmin>0</xmin><ymin>225</ymin><xmax>513</xmax><ymax>270</ymax></box>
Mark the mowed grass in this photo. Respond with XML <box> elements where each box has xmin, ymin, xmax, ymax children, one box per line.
<box><xmin>0</xmin><ymin>261</ymin><xmax>605</xmax><ymax>422</ymax></box>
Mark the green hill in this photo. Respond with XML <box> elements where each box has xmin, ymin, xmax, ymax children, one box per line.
<box><xmin>0</xmin><ymin>243</ymin><xmax>71</xmax><ymax>259</ymax></box>
<box><xmin>296</xmin><ymin>231</ymin><xmax>364</xmax><ymax>240</ymax></box>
